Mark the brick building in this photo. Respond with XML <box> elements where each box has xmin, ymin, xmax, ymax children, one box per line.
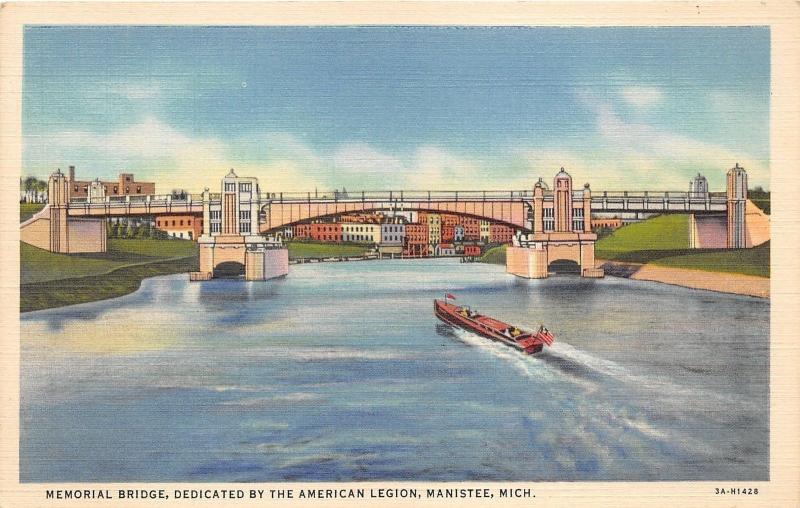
<box><xmin>490</xmin><ymin>223</ymin><xmax>514</xmax><ymax>244</ymax></box>
<box><xmin>154</xmin><ymin>215</ymin><xmax>203</xmax><ymax>240</ymax></box>
<box><xmin>310</xmin><ymin>222</ymin><xmax>342</xmax><ymax>242</ymax></box>
<box><xmin>403</xmin><ymin>223</ymin><xmax>429</xmax><ymax>257</ymax></box>
<box><xmin>462</xmin><ymin>217</ymin><xmax>481</xmax><ymax>241</ymax></box>
<box><xmin>66</xmin><ymin>166</ymin><xmax>155</xmax><ymax>199</ymax></box>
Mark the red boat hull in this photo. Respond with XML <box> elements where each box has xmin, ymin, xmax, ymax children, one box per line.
<box><xmin>434</xmin><ymin>299</ymin><xmax>553</xmax><ymax>354</ymax></box>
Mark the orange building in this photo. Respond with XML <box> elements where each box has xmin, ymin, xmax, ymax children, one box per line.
<box><xmin>403</xmin><ymin>223</ymin><xmax>429</xmax><ymax>257</ymax></box>
<box><xmin>463</xmin><ymin>244</ymin><xmax>481</xmax><ymax>257</ymax></box>
<box><xmin>462</xmin><ymin>217</ymin><xmax>481</xmax><ymax>241</ymax></box>
<box><xmin>155</xmin><ymin>214</ymin><xmax>203</xmax><ymax>240</ymax></box>
<box><xmin>310</xmin><ymin>222</ymin><xmax>342</xmax><ymax>242</ymax></box>
<box><xmin>490</xmin><ymin>223</ymin><xmax>514</xmax><ymax>244</ymax></box>
<box><xmin>441</xmin><ymin>224</ymin><xmax>455</xmax><ymax>243</ymax></box>
<box><xmin>67</xmin><ymin>166</ymin><xmax>155</xmax><ymax>199</ymax></box>
<box><xmin>592</xmin><ymin>217</ymin><xmax>622</xmax><ymax>229</ymax></box>
<box><xmin>441</xmin><ymin>213</ymin><xmax>459</xmax><ymax>227</ymax></box>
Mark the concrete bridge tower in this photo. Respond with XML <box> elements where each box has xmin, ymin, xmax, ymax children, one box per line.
<box><xmin>47</xmin><ymin>169</ymin><xmax>70</xmax><ymax>253</ymax></box>
<box><xmin>193</xmin><ymin>170</ymin><xmax>288</xmax><ymax>281</ymax></box>
<box><xmin>20</xmin><ymin>168</ymin><xmax>107</xmax><ymax>253</ymax></box>
<box><xmin>506</xmin><ymin>168</ymin><xmax>602</xmax><ymax>279</ymax></box>
<box><xmin>726</xmin><ymin>163</ymin><xmax>747</xmax><ymax>249</ymax></box>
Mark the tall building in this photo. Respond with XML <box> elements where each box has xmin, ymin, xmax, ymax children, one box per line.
<box><xmin>479</xmin><ymin>220</ymin><xmax>491</xmax><ymax>242</ymax></box>
<box><xmin>403</xmin><ymin>223</ymin><xmax>429</xmax><ymax>257</ymax></box>
<box><xmin>461</xmin><ymin>217</ymin><xmax>480</xmax><ymax>241</ymax></box>
<box><xmin>426</xmin><ymin>213</ymin><xmax>441</xmax><ymax>250</ymax></box>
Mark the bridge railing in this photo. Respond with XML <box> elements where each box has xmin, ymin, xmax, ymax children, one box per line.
<box><xmin>596</xmin><ymin>191</ymin><xmax>727</xmax><ymax>202</ymax></box>
<box><xmin>259</xmin><ymin>189</ymin><xmax>534</xmax><ymax>203</ymax></box>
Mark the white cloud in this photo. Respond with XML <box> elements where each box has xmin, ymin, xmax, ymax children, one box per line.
<box><xmin>576</xmin><ymin>89</ymin><xmax>767</xmax><ymax>189</ymax></box>
<box><xmin>619</xmin><ymin>85</ymin><xmax>663</xmax><ymax>110</ymax></box>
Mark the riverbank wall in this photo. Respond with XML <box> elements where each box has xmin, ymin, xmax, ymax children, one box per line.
<box><xmin>599</xmin><ymin>260</ymin><xmax>769</xmax><ymax>298</ymax></box>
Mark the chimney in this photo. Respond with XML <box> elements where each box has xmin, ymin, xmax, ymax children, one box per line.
<box><xmin>68</xmin><ymin>165</ymin><xmax>75</xmax><ymax>182</ymax></box>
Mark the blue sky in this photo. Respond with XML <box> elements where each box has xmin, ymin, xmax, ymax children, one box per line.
<box><xmin>23</xmin><ymin>26</ymin><xmax>770</xmax><ymax>191</ymax></box>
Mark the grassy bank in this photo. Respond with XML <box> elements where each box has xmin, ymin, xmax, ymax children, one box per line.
<box><xmin>595</xmin><ymin>214</ymin><xmax>689</xmax><ymax>259</ymax></box>
<box><xmin>21</xmin><ymin>238</ymin><xmax>198</xmax><ymax>312</ymax></box>
<box><xmin>478</xmin><ymin>213</ymin><xmax>769</xmax><ymax>278</ymax></box>
<box><xmin>649</xmin><ymin>242</ymin><xmax>770</xmax><ymax>278</ymax></box>
<box><xmin>595</xmin><ymin>213</ymin><xmax>768</xmax><ymax>277</ymax></box>
<box><xmin>287</xmin><ymin>240</ymin><xmax>371</xmax><ymax>260</ymax></box>
<box><xmin>479</xmin><ymin>244</ymin><xmax>507</xmax><ymax>265</ymax></box>
<box><xmin>20</xmin><ymin>203</ymin><xmax>45</xmax><ymax>222</ymax></box>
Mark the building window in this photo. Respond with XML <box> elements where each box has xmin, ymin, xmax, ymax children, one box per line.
<box><xmin>573</xmin><ymin>208</ymin><xmax>584</xmax><ymax>218</ymax></box>
<box><xmin>543</xmin><ymin>208</ymin><xmax>554</xmax><ymax>218</ymax></box>
<box><xmin>74</xmin><ymin>185</ymin><xmax>78</xmax><ymax>192</ymax></box>
<box><xmin>225</xmin><ymin>183</ymin><xmax>235</xmax><ymax>192</ymax></box>
<box><xmin>125</xmin><ymin>187</ymin><xmax>129</xmax><ymax>193</ymax></box>
<box><xmin>113</xmin><ymin>187</ymin><xmax>118</xmax><ymax>194</ymax></box>
<box><xmin>137</xmin><ymin>186</ymin><xmax>141</xmax><ymax>193</ymax></box>
<box><xmin>210</xmin><ymin>211</ymin><xmax>221</xmax><ymax>220</ymax></box>
<box><xmin>188</xmin><ymin>220</ymin><xmax>192</xmax><ymax>225</ymax></box>
<box><xmin>240</xmin><ymin>222</ymin><xmax>251</xmax><ymax>233</ymax></box>
<box><xmin>210</xmin><ymin>223</ymin><xmax>220</xmax><ymax>233</ymax></box>
<box><xmin>573</xmin><ymin>220</ymin><xmax>584</xmax><ymax>231</ymax></box>
<box><xmin>239</xmin><ymin>183</ymin><xmax>251</xmax><ymax>192</ymax></box>
<box><xmin>126</xmin><ymin>176</ymin><xmax>131</xmax><ymax>182</ymax></box>
<box><xmin>239</xmin><ymin>210</ymin><xmax>251</xmax><ymax>220</ymax></box>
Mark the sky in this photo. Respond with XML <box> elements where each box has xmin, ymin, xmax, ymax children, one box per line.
<box><xmin>23</xmin><ymin>26</ymin><xmax>770</xmax><ymax>192</ymax></box>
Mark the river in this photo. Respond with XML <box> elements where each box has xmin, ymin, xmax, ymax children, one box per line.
<box><xmin>20</xmin><ymin>259</ymin><xmax>769</xmax><ymax>482</ymax></box>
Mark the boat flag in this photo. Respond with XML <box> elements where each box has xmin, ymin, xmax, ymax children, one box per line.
<box><xmin>445</xmin><ymin>293</ymin><xmax>456</xmax><ymax>300</ymax></box>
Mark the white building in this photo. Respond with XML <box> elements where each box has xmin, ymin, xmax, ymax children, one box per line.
<box><xmin>342</xmin><ymin>222</ymin><xmax>380</xmax><ymax>244</ymax></box>
<box><xmin>380</xmin><ymin>222</ymin><xmax>405</xmax><ymax>246</ymax></box>
<box><xmin>454</xmin><ymin>225</ymin><xmax>464</xmax><ymax>242</ymax></box>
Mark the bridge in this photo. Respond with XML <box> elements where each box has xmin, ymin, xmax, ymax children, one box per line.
<box><xmin>20</xmin><ymin>164</ymin><xmax>768</xmax><ymax>279</ymax></box>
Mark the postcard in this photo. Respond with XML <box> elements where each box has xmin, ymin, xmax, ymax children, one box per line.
<box><xmin>1</xmin><ymin>2</ymin><xmax>798</xmax><ymax>506</ymax></box>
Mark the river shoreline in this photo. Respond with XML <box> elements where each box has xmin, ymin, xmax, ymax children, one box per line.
<box><xmin>598</xmin><ymin>260</ymin><xmax>769</xmax><ymax>298</ymax></box>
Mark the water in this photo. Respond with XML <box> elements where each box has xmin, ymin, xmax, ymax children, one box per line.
<box><xmin>20</xmin><ymin>259</ymin><xmax>769</xmax><ymax>482</ymax></box>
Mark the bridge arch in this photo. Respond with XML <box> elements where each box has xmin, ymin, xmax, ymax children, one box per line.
<box><xmin>547</xmin><ymin>259</ymin><xmax>581</xmax><ymax>275</ymax></box>
<box><xmin>259</xmin><ymin>205</ymin><xmax>529</xmax><ymax>234</ymax></box>
<box><xmin>213</xmin><ymin>261</ymin><xmax>245</xmax><ymax>278</ymax></box>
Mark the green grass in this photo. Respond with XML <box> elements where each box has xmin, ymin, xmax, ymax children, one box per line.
<box><xmin>21</xmin><ymin>238</ymin><xmax>198</xmax><ymax>311</ymax></box>
<box><xmin>21</xmin><ymin>256</ymin><xmax>198</xmax><ymax>313</ymax></box>
<box><xmin>287</xmin><ymin>240</ymin><xmax>370</xmax><ymax>260</ymax></box>
<box><xmin>21</xmin><ymin>239</ymin><xmax>197</xmax><ymax>284</ymax></box>
<box><xmin>477</xmin><ymin>214</ymin><xmax>768</xmax><ymax>277</ymax></box>
<box><xmin>595</xmin><ymin>213</ymin><xmax>769</xmax><ymax>277</ymax></box>
<box><xmin>595</xmin><ymin>214</ymin><xmax>689</xmax><ymax>257</ymax></box>
<box><xmin>651</xmin><ymin>241</ymin><xmax>770</xmax><ymax>278</ymax></box>
<box><xmin>479</xmin><ymin>244</ymin><xmax>507</xmax><ymax>265</ymax></box>
<box><xmin>20</xmin><ymin>203</ymin><xmax>45</xmax><ymax>222</ymax></box>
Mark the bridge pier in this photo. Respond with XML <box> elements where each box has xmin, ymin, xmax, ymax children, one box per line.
<box><xmin>191</xmin><ymin>171</ymin><xmax>288</xmax><ymax>281</ymax></box>
<box><xmin>20</xmin><ymin>169</ymin><xmax>106</xmax><ymax>253</ymax></box>
<box><xmin>506</xmin><ymin>169</ymin><xmax>603</xmax><ymax>279</ymax></box>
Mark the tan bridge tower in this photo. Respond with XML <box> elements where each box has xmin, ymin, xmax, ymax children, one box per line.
<box><xmin>20</xmin><ymin>168</ymin><xmax>106</xmax><ymax>253</ymax></box>
<box><xmin>193</xmin><ymin>170</ymin><xmax>288</xmax><ymax>281</ymax></box>
<box><xmin>506</xmin><ymin>168</ymin><xmax>603</xmax><ymax>279</ymax></box>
